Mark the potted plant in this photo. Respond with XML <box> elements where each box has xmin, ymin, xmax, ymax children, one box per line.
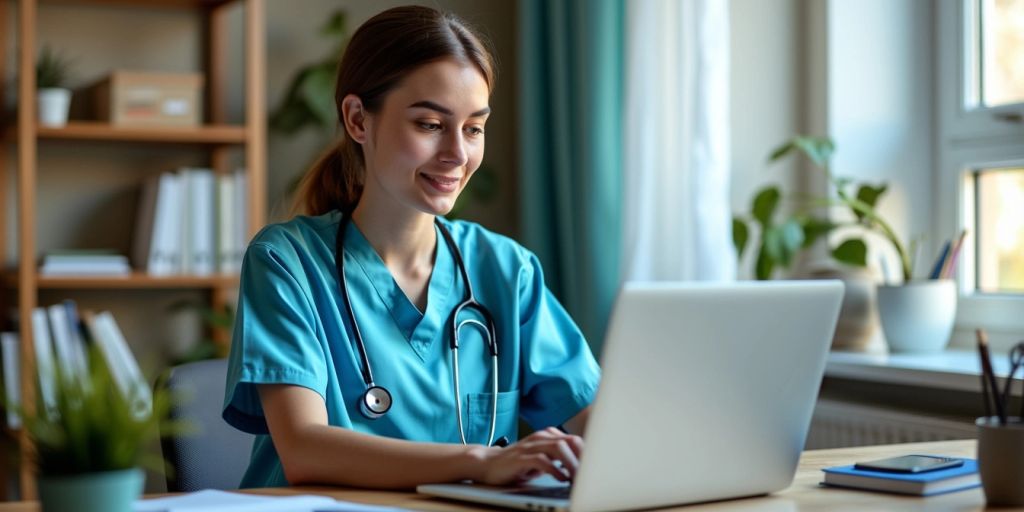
<box><xmin>13</xmin><ymin>348</ymin><xmax>184</xmax><ymax>512</ymax></box>
<box><xmin>36</xmin><ymin>45</ymin><xmax>73</xmax><ymax>127</ymax></box>
<box><xmin>733</xmin><ymin>136</ymin><xmax>954</xmax><ymax>352</ymax></box>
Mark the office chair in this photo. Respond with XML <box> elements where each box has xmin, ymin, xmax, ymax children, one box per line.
<box><xmin>158</xmin><ymin>358</ymin><xmax>253</xmax><ymax>491</ymax></box>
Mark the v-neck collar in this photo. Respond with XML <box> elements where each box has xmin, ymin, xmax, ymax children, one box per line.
<box><xmin>340</xmin><ymin>217</ymin><xmax>456</xmax><ymax>360</ymax></box>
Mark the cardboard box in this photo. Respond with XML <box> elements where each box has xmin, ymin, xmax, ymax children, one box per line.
<box><xmin>95</xmin><ymin>71</ymin><xmax>204</xmax><ymax>126</ymax></box>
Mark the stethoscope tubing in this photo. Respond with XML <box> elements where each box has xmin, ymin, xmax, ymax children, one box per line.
<box><xmin>335</xmin><ymin>215</ymin><xmax>500</xmax><ymax>445</ymax></box>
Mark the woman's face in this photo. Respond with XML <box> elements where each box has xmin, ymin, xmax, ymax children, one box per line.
<box><xmin>358</xmin><ymin>59</ymin><xmax>490</xmax><ymax>217</ymax></box>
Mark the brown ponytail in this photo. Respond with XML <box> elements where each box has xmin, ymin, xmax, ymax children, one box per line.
<box><xmin>293</xmin><ymin>5</ymin><xmax>497</xmax><ymax>217</ymax></box>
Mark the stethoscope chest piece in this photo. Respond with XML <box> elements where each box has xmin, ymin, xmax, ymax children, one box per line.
<box><xmin>359</xmin><ymin>385</ymin><xmax>393</xmax><ymax>419</ymax></box>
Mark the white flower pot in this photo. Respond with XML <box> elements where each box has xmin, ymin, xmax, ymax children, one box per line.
<box><xmin>876</xmin><ymin>280</ymin><xmax>957</xmax><ymax>353</ymax></box>
<box><xmin>37</xmin><ymin>88</ymin><xmax>72</xmax><ymax>127</ymax></box>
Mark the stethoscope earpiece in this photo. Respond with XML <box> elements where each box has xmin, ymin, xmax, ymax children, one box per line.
<box><xmin>359</xmin><ymin>385</ymin><xmax>393</xmax><ymax>419</ymax></box>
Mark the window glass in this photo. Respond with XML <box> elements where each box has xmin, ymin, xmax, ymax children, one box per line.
<box><xmin>982</xmin><ymin>0</ymin><xmax>1024</xmax><ymax>107</ymax></box>
<box><xmin>976</xmin><ymin>168</ymin><xmax>1024</xmax><ymax>293</ymax></box>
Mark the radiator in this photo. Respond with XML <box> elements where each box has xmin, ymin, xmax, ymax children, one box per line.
<box><xmin>806</xmin><ymin>399</ymin><xmax>977</xmax><ymax>450</ymax></box>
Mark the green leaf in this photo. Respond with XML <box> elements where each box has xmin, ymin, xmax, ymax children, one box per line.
<box><xmin>733</xmin><ymin>218</ymin><xmax>750</xmax><ymax>260</ymax></box>
<box><xmin>755</xmin><ymin>246</ymin><xmax>775</xmax><ymax>280</ymax></box>
<box><xmin>751</xmin><ymin>186</ymin><xmax>780</xmax><ymax>228</ymax></box>
<box><xmin>832</xmin><ymin>238</ymin><xmax>868</xmax><ymax>267</ymax></box>
<box><xmin>853</xmin><ymin>184</ymin><xmax>888</xmax><ymax>223</ymax></box>
<box><xmin>799</xmin><ymin>216</ymin><xmax>834</xmax><ymax>248</ymax></box>
<box><xmin>791</xmin><ymin>136</ymin><xmax>835</xmax><ymax>167</ymax></box>
<box><xmin>763</xmin><ymin>221</ymin><xmax>804</xmax><ymax>267</ymax></box>
<box><xmin>778</xmin><ymin>219</ymin><xmax>805</xmax><ymax>262</ymax></box>
<box><xmin>768</xmin><ymin>136</ymin><xmax>835</xmax><ymax>167</ymax></box>
<box><xmin>298</xmin><ymin>65</ymin><xmax>338</xmax><ymax>127</ymax></box>
<box><xmin>320</xmin><ymin>10</ymin><xmax>347</xmax><ymax>38</ymax></box>
<box><xmin>768</xmin><ymin>141</ymin><xmax>796</xmax><ymax>163</ymax></box>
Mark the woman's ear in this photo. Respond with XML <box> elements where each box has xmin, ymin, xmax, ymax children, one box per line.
<box><xmin>341</xmin><ymin>94</ymin><xmax>368</xmax><ymax>144</ymax></box>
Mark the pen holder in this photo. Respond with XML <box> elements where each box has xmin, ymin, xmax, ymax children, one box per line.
<box><xmin>977</xmin><ymin>416</ymin><xmax>1024</xmax><ymax>506</ymax></box>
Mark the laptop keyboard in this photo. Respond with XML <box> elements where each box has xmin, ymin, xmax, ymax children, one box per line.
<box><xmin>507</xmin><ymin>486</ymin><xmax>572</xmax><ymax>499</ymax></box>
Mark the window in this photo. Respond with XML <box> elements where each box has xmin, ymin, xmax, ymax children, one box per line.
<box><xmin>975</xmin><ymin>168</ymin><xmax>1024</xmax><ymax>293</ymax></box>
<box><xmin>979</xmin><ymin>0</ymin><xmax>1024</xmax><ymax>107</ymax></box>
<box><xmin>936</xmin><ymin>0</ymin><xmax>1024</xmax><ymax>338</ymax></box>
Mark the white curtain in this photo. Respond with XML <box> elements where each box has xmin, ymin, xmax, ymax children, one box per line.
<box><xmin>621</xmin><ymin>0</ymin><xmax>735</xmax><ymax>282</ymax></box>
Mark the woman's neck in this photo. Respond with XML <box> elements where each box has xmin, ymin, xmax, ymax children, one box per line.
<box><xmin>350</xmin><ymin>195</ymin><xmax>437</xmax><ymax>273</ymax></box>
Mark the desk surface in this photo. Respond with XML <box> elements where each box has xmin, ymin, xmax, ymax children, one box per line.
<box><xmin>0</xmin><ymin>439</ymin><xmax>1003</xmax><ymax>511</ymax></box>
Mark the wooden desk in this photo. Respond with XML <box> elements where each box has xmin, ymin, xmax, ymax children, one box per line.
<box><xmin>0</xmin><ymin>440</ymin><xmax>1006</xmax><ymax>511</ymax></box>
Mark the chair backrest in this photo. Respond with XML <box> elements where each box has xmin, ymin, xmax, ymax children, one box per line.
<box><xmin>159</xmin><ymin>358</ymin><xmax>253</xmax><ymax>491</ymax></box>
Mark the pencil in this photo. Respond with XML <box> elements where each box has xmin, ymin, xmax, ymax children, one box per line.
<box><xmin>940</xmin><ymin>230</ymin><xmax>968</xmax><ymax>279</ymax></box>
<box><xmin>977</xmin><ymin>329</ymin><xmax>1005</xmax><ymax>424</ymax></box>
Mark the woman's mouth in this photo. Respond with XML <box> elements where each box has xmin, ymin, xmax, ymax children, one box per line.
<box><xmin>419</xmin><ymin>172</ymin><xmax>460</xmax><ymax>193</ymax></box>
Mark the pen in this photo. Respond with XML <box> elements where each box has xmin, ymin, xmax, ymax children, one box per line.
<box><xmin>977</xmin><ymin>329</ymin><xmax>1005</xmax><ymax>425</ymax></box>
<box><xmin>929</xmin><ymin>240</ymin><xmax>951</xmax><ymax>280</ymax></box>
<box><xmin>940</xmin><ymin>230</ymin><xmax>968</xmax><ymax>279</ymax></box>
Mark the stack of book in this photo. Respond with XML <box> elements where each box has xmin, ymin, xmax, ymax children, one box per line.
<box><xmin>133</xmin><ymin>167</ymin><xmax>248</xmax><ymax>277</ymax></box>
<box><xmin>39</xmin><ymin>250</ymin><xmax>131</xmax><ymax>276</ymax></box>
<box><xmin>0</xmin><ymin>301</ymin><xmax>150</xmax><ymax>427</ymax></box>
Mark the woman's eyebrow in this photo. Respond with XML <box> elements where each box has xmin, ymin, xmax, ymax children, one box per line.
<box><xmin>408</xmin><ymin>100</ymin><xmax>491</xmax><ymax>117</ymax></box>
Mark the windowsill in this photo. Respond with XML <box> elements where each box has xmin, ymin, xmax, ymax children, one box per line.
<box><xmin>825</xmin><ymin>349</ymin><xmax>1022</xmax><ymax>393</ymax></box>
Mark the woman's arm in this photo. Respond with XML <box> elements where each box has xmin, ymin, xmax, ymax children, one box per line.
<box><xmin>563</xmin><ymin>405</ymin><xmax>591</xmax><ymax>436</ymax></box>
<box><xmin>260</xmin><ymin>384</ymin><xmax>583</xmax><ymax>489</ymax></box>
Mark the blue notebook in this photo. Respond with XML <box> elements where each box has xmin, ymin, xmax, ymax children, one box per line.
<box><xmin>821</xmin><ymin>457</ymin><xmax>980</xmax><ymax>496</ymax></box>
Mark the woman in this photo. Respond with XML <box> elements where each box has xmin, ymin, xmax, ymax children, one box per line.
<box><xmin>223</xmin><ymin>5</ymin><xmax>600</xmax><ymax>489</ymax></box>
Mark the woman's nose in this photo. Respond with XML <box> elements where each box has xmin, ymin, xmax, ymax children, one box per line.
<box><xmin>439</xmin><ymin>132</ymin><xmax>468</xmax><ymax>167</ymax></box>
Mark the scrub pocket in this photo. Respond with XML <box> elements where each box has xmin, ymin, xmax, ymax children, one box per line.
<box><xmin>466</xmin><ymin>389</ymin><xmax>519</xmax><ymax>445</ymax></box>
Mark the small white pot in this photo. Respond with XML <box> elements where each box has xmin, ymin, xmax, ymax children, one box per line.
<box><xmin>876</xmin><ymin>280</ymin><xmax>957</xmax><ymax>353</ymax></box>
<box><xmin>37</xmin><ymin>87</ymin><xmax>72</xmax><ymax>127</ymax></box>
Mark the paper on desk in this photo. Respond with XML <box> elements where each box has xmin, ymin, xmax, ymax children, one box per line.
<box><xmin>133</xmin><ymin>489</ymin><xmax>406</xmax><ymax>512</ymax></box>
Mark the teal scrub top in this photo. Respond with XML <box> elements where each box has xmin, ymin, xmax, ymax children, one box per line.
<box><xmin>222</xmin><ymin>211</ymin><xmax>601</xmax><ymax>488</ymax></box>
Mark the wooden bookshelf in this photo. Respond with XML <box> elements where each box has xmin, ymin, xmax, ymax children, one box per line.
<box><xmin>2</xmin><ymin>271</ymin><xmax>240</xmax><ymax>289</ymax></box>
<box><xmin>2</xmin><ymin>0</ymin><xmax>266</xmax><ymax>499</ymax></box>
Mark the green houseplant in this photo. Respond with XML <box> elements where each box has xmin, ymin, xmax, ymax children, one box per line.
<box><xmin>12</xmin><ymin>348</ymin><xmax>185</xmax><ymax>512</ymax></box>
<box><xmin>733</xmin><ymin>135</ymin><xmax>914</xmax><ymax>282</ymax></box>
<box><xmin>36</xmin><ymin>45</ymin><xmax>74</xmax><ymax>127</ymax></box>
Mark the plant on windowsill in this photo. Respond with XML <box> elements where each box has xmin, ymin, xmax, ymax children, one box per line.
<box><xmin>733</xmin><ymin>135</ymin><xmax>922</xmax><ymax>351</ymax></box>
<box><xmin>9</xmin><ymin>347</ymin><xmax>188</xmax><ymax>512</ymax></box>
<box><xmin>36</xmin><ymin>45</ymin><xmax>74</xmax><ymax>127</ymax></box>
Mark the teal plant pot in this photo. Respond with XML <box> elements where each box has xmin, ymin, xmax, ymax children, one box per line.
<box><xmin>38</xmin><ymin>467</ymin><xmax>144</xmax><ymax>512</ymax></box>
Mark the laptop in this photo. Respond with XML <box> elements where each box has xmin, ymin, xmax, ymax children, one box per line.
<box><xmin>418</xmin><ymin>280</ymin><xmax>844</xmax><ymax>512</ymax></box>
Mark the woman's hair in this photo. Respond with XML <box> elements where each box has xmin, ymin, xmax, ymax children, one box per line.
<box><xmin>294</xmin><ymin>5</ymin><xmax>497</xmax><ymax>216</ymax></box>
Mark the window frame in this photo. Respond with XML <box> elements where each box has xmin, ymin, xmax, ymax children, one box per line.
<box><xmin>936</xmin><ymin>0</ymin><xmax>1024</xmax><ymax>344</ymax></box>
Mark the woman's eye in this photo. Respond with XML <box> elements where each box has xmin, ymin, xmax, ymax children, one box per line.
<box><xmin>418</xmin><ymin>122</ymin><xmax>443</xmax><ymax>132</ymax></box>
<box><xmin>466</xmin><ymin>126</ymin><xmax>485</xmax><ymax>136</ymax></box>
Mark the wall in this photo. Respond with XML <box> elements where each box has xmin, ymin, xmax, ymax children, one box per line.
<box><xmin>729</xmin><ymin>0</ymin><xmax>805</xmax><ymax>278</ymax></box>
<box><xmin>825</xmin><ymin>0</ymin><xmax>935</xmax><ymax>282</ymax></box>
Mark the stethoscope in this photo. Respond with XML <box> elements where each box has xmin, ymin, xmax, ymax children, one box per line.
<box><xmin>335</xmin><ymin>216</ymin><xmax>502</xmax><ymax>446</ymax></box>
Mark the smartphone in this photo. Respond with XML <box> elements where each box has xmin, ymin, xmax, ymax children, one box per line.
<box><xmin>853</xmin><ymin>455</ymin><xmax>964</xmax><ymax>474</ymax></box>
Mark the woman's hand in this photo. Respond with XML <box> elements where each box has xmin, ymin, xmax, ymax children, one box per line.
<box><xmin>469</xmin><ymin>427</ymin><xmax>584</xmax><ymax>485</ymax></box>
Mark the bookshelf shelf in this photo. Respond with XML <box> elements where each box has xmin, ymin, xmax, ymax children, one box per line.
<box><xmin>3</xmin><ymin>271</ymin><xmax>240</xmax><ymax>289</ymax></box>
<box><xmin>40</xmin><ymin>0</ymin><xmax>234</xmax><ymax>8</ymax></box>
<box><xmin>35</xmin><ymin>122</ymin><xmax>248</xmax><ymax>144</ymax></box>
<box><xmin>5</xmin><ymin>122</ymin><xmax>247</xmax><ymax>144</ymax></box>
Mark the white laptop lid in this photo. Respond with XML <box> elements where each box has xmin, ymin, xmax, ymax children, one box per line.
<box><xmin>419</xmin><ymin>280</ymin><xmax>843</xmax><ymax>512</ymax></box>
<box><xmin>570</xmin><ymin>280</ymin><xmax>842</xmax><ymax>511</ymax></box>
